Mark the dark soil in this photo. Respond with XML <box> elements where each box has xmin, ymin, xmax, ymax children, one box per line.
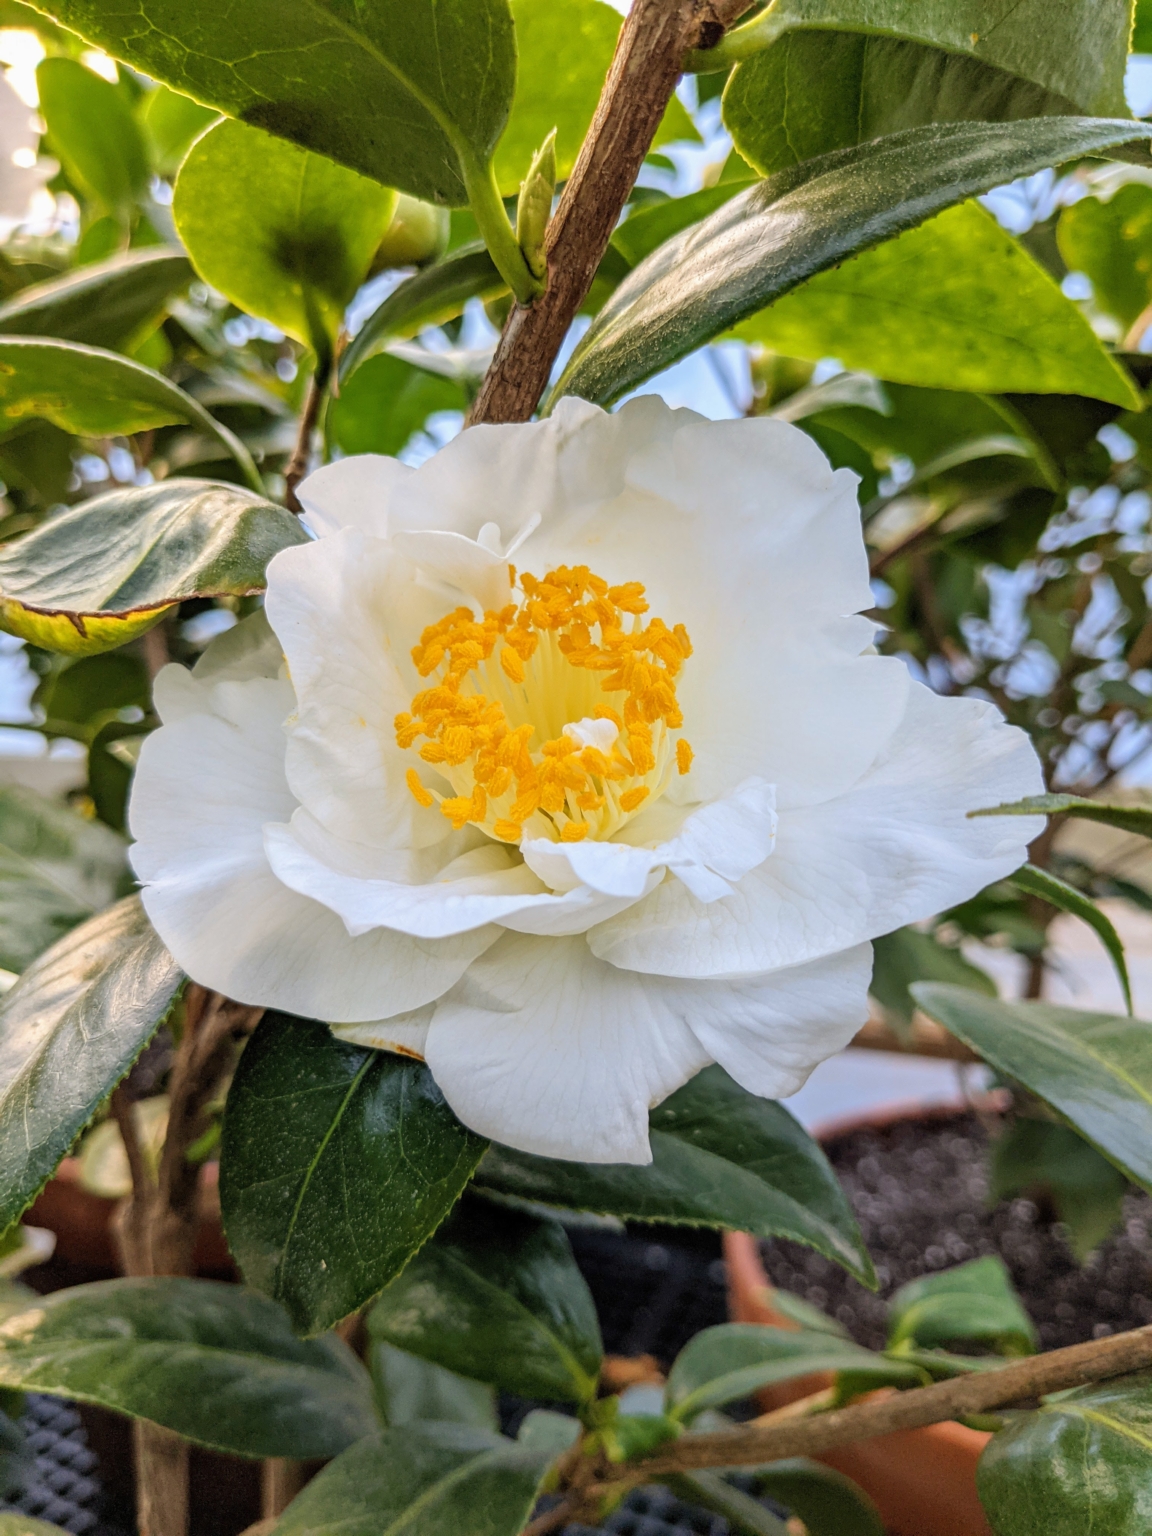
<box><xmin>761</xmin><ymin>1109</ymin><xmax>1152</xmax><ymax>1352</ymax></box>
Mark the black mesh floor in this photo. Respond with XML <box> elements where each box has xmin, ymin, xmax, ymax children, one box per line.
<box><xmin>0</xmin><ymin>1394</ymin><xmax>110</xmax><ymax>1536</ymax></box>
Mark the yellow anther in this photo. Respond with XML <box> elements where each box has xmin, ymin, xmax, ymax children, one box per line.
<box><xmin>619</xmin><ymin>786</ymin><xmax>649</xmax><ymax>813</ymax></box>
<box><xmin>493</xmin><ymin>819</ymin><xmax>522</xmax><ymax>843</ymax></box>
<box><xmin>441</xmin><ymin>795</ymin><xmax>475</xmax><ymax>829</ymax></box>
<box><xmin>500</xmin><ymin>647</ymin><xmax>525</xmax><ymax>683</ymax></box>
<box><xmin>676</xmin><ymin>739</ymin><xmax>694</xmax><ymax>775</ymax></box>
<box><xmin>406</xmin><ymin>768</ymin><xmax>434</xmax><ymax>808</ymax></box>
<box><xmin>561</xmin><ymin>821</ymin><xmax>589</xmax><ymax>842</ymax></box>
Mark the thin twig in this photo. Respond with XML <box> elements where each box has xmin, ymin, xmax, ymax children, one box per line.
<box><xmin>468</xmin><ymin>0</ymin><xmax>755</xmax><ymax>427</ymax></box>
<box><xmin>284</xmin><ymin>373</ymin><xmax>324</xmax><ymax>512</ymax></box>
<box><xmin>519</xmin><ymin>1501</ymin><xmax>574</xmax><ymax>1536</ymax></box>
<box><xmin>109</xmin><ymin>1087</ymin><xmax>150</xmax><ymax>1199</ymax></box>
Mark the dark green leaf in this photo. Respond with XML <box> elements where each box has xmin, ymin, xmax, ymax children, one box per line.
<box><xmin>0</xmin><ymin>785</ymin><xmax>126</xmax><ymax>974</ymax></box>
<box><xmin>0</xmin><ymin>894</ymin><xmax>180</xmax><ymax>1231</ymax></box>
<box><xmin>990</xmin><ymin>1116</ymin><xmax>1128</xmax><ymax>1261</ymax></box>
<box><xmin>663</xmin><ymin>1471</ymin><xmax>790</xmax><ymax>1536</ymax></box>
<box><xmin>0</xmin><ymin>248</ymin><xmax>192</xmax><ymax>351</ymax></box>
<box><xmin>475</xmin><ymin>1065</ymin><xmax>872</xmax><ymax>1284</ymax></box>
<box><xmin>173</xmin><ymin>119</ymin><xmax>397</xmax><ymax>360</ymax></box>
<box><xmin>138</xmin><ymin>83</ymin><xmax>218</xmax><ymax>176</ymax></box>
<box><xmin>1057</xmin><ymin>185</ymin><xmax>1152</xmax><ymax>331</ymax></box>
<box><xmin>327</xmin><ymin>353</ymin><xmax>467</xmax><ymax>458</ymax></box>
<box><xmin>37</xmin><ymin>57</ymin><xmax>149</xmax><ymax>214</ymax></box>
<box><xmin>733</xmin><ymin>202</ymin><xmax>1138</xmax><ymax>403</ymax></box>
<box><xmin>1010</xmin><ymin>863</ymin><xmax>1132</xmax><ymax>1014</ymax></box>
<box><xmin>339</xmin><ymin>245</ymin><xmax>505</xmax><ymax>383</ymax></box>
<box><xmin>871</xmin><ymin>925</ymin><xmax>994</xmax><ymax>1032</ymax></box>
<box><xmin>34</xmin><ymin>0</ymin><xmax>517</xmax><ymax>206</ymax></box>
<box><xmin>887</xmin><ymin>1256</ymin><xmax>1036</xmax><ymax>1356</ymax></box>
<box><xmin>271</xmin><ymin>1424</ymin><xmax>552</xmax><ymax>1536</ymax></box>
<box><xmin>977</xmin><ymin>1369</ymin><xmax>1152</xmax><ymax>1536</ymax></box>
<box><xmin>0</xmin><ymin>1276</ymin><xmax>375</xmax><ymax>1458</ymax></box>
<box><xmin>219</xmin><ymin>1013</ymin><xmax>487</xmax><ymax>1336</ymax></box>
<box><xmin>0</xmin><ymin>478</ymin><xmax>304</xmax><ymax>656</ymax></box>
<box><xmin>744</xmin><ymin>1460</ymin><xmax>886</xmax><ymax>1536</ymax></box>
<box><xmin>609</xmin><ymin>183</ymin><xmax>753</xmax><ymax>274</ymax></box>
<box><xmin>367</xmin><ymin>1202</ymin><xmax>602</xmax><ymax>1404</ymax></box>
<box><xmin>0</xmin><ymin>338</ymin><xmax>261</xmax><ymax>491</ymax></box>
<box><xmin>36</xmin><ymin>651</ymin><xmax>148</xmax><ymax>729</ymax></box>
<box><xmin>664</xmin><ymin>1324</ymin><xmax>921</xmax><ymax>1422</ymax></box>
<box><xmin>912</xmin><ymin>985</ymin><xmax>1152</xmax><ymax>1193</ymax></box>
<box><xmin>369</xmin><ymin>1340</ymin><xmax>497</xmax><ymax>1430</ymax></box>
<box><xmin>551</xmin><ymin>117</ymin><xmax>1152</xmax><ymax>409</ymax></box>
<box><xmin>974</xmin><ymin>792</ymin><xmax>1152</xmax><ymax>840</ymax></box>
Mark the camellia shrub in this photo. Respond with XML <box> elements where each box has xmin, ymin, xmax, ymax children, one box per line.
<box><xmin>0</xmin><ymin>2</ymin><xmax>1150</xmax><ymax>1535</ymax></box>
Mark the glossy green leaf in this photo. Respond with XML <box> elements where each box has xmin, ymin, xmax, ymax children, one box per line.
<box><xmin>725</xmin><ymin>31</ymin><xmax>1083</xmax><ymax>180</ymax></box>
<box><xmin>173</xmin><ymin>119</ymin><xmax>397</xmax><ymax>361</ymax></box>
<box><xmin>33</xmin><ymin>0</ymin><xmax>516</xmax><ymax>206</ymax></box>
<box><xmin>610</xmin><ymin>184</ymin><xmax>752</xmax><ymax>274</ymax></box>
<box><xmin>0</xmin><ymin>1277</ymin><xmax>376</xmax><ymax>1458</ymax></box>
<box><xmin>138</xmin><ymin>83</ymin><xmax>218</xmax><ymax>176</ymax></box>
<box><xmin>1057</xmin><ymin>185</ymin><xmax>1152</xmax><ymax>332</ymax></box>
<box><xmin>888</xmin><ymin>1256</ymin><xmax>1036</xmax><ymax>1355</ymax></box>
<box><xmin>0</xmin><ymin>478</ymin><xmax>303</xmax><ymax>655</ymax></box>
<box><xmin>0</xmin><ymin>895</ymin><xmax>181</xmax><ymax>1232</ymax></box>
<box><xmin>37</xmin><ymin>57</ymin><xmax>149</xmax><ymax>214</ymax></box>
<box><xmin>475</xmin><ymin>1065</ymin><xmax>872</xmax><ymax>1284</ymax></box>
<box><xmin>0</xmin><ymin>785</ymin><xmax>126</xmax><ymax>974</ymax></box>
<box><xmin>1011</xmin><ymin>863</ymin><xmax>1132</xmax><ymax>1014</ymax></box>
<box><xmin>271</xmin><ymin>1424</ymin><xmax>553</xmax><ymax>1536</ymax></box>
<box><xmin>709</xmin><ymin>0</ymin><xmax>1131</xmax><ymax>116</ymax></box>
<box><xmin>492</xmin><ymin>0</ymin><xmax>695</xmax><ymax>197</ymax></box>
<box><xmin>744</xmin><ymin>1460</ymin><xmax>885</xmax><ymax>1536</ymax></box>
<box><xmin>912</xmin><ymin>984</ymin><xmax>1152</xmax><ymax>1193</ymax></box>
<box><xmin>871</xmin><ymin>924</ymin><xmax>994</xmax><ymax>1031</ymax></box>
<box><xmin>990</xmin><ymin>1116</ymin><xmax>1128</xmax><ymax>1261</ymax></box>
<box><xmin>977</xmin><ymin>1370</ymin><xmax>1152</xmax><ymax>1536</ymax></box>
<box><xmin>219</xmin><ymin>1013</ymin><xmax>487</xmax><ymax>1336</ymax></box>
<box><xmin>975</xmin><ymin>792</ymin><xmax>1152</xmax><ymax>840</ymax></box>
<box><xmin>368</xmin><ymin>1202</ymin><xmax>601</xmax><ymax>1404</ymax></box>
<box><xmin>0</xmin><ymin>338</ymin><xmax>261</xmax><ymax>491</ymax></box>
<box><xmin>734</xmin><ymin>202</ymin><xmax>1138</xmax><ymax>404</ymax></box>
<box><xmin>327</xmin><ymin>353</ymin><xmax>467</xmax><ymax>458</ymax></box>
<box><xmin>665</xmin><ymin>1324</ymin><xmax>921</xmax><ymax>1422</ymax></box>
<box><xmin>0</xmin><ymin>248</ymin><xmax>192</xmax><ymax>351</ymax></box>
<box><xmin>552</xmin><ymin>117</ymin><xmax>1152</xmax><ymax>409</ymax></box>
<box><xmin>339</xmin><ymin>245</ymin><xmax>505</xmax><ymax>382</ymax></box>
<box><xmin>369</xmin><ymin>1341</ymin><xmax>497</xmax><ymax>1431</ymax></box>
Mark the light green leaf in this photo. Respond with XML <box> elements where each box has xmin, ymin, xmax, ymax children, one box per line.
<box><xmin>368</xmin><ymin>1203</ymin><xmax>602</xmax><ymax>1404</ymax></box>
<box><xmin>665</xmin><ymin>1324</ymin><xmax>921</xmax><ymax>1422</ymax></box>
<box><xmin>0</xmin><ymin>896</ymin><xmax>181</xmax><ymax>1232</ymax></box>
<box><xmin>271</xmin><ymin>1424</ymin><xmax>553</xmax><ymax>1536</ymax></box>
<box><xmin>912</xmin><ymin>984</ymin><xmax>1152</xmax><ymax>1194</ymax></box>
<box><xmin>138</xmin><ymin>83</ymin><xmax>218</xmax><ymax>176</ymax></box>
<box><xmin>552</xmin><ymin>117</ymin><xmax>1152</xmax><ymax>410</ymax></box>
<box><xmin>871</xmin><ymin>924</ymin><xmax>995</xmax><ymax>1032</ymax></box>
<box><xmin>492</xmin><ymin>0</ymin><xmax>696</xmax><ymax>197</ymax></box>
<box><xmin>474</xmin><ymin>1065</ymin><xmax>872</xmax><ymax>1284</ymax></box>
<box><xmin>369</xmin><ymin>1341</ymin><xmax>497</xmax><ymax>1431</ymax></box>
<box><xmin>977</xmin><ymin>1370</ymin><xmax>1152</xmax><ymax>1536</ymax></box>
<box><xmin>32</xmin><ymin>0</ymin><xmax>517</xmax><ymax>207</ymax></box>
<box><xmin>0</xmin><ymin>478</ymin><xmax>304</xmax><ymax>655</ymax></box>
<box><xmin>0</xmin><ymin>1518</ymin><xmax>73</xmax><ymax>1536</ymax></box>
<box><xmin>0</xmin><ymin>785</ymin><xmax>126</xmax><ymax>974</ymax></box>
<box><xmin>219</xmin><ymin>1012</ymin><xmax>487</xmax><ymax>1336</ymax></box>
<box><xmin>37</xmin><ymin>57</ymin><xmax>149</xmax><ymax>214</ymax></box>
<box><xmin>0</xmin><ymin>1276</ymin><xmax>376</xmax><ymax>1458</ymax></box>
<box><xmin>173</xmin><ymin>119</ymin><xmax>397</xmax><ymax>362</ymax></box>
<box><xmin>735</xmin><ymin>202</ymin><xmax>1139</xmax><ymax>404</ymax></box>
<box><xmin>975</xmin><ymin>792</ymin><xmax>1152</xmax><ymax>840</ymax></box>
<box><xmin>1011</xmin><ymin>863</ymin><xmax>1132</xmax><ymax>1014</ymax></box>
<box><xmin>1058</xmin><ymin>184</ymin><xmax>1152</xmax><ymax>332</ymax></box>
<box><xmin>0</xmin><ymin>248</ymin><xmax>192</xmax><ymax>352</ymax></box>
<box><xmin>888</xmin><ymin>1256</ymin><xmax>1036</xmax><ymax>1356</ymax></box>
<box><xmin>327</xmin><ymin>353</ymin><xmax>467</xmax><ymax>458</ymax></box>
<box><xmin>0</xmin><ymin>337</ymin><xmax>261</xmax><ymax>491</ymax></box>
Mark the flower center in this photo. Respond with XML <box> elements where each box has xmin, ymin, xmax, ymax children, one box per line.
<box><xmin>395</xmin><ymin>564</ymin><xmax>693</xmax><ymax>845</ymax></box>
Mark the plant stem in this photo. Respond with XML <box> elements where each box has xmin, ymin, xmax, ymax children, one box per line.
<box><xmin>682</xmin><ymin>4</ymin><xmax>784</xmax><ymax>72</ymax></box>
<box><xmin>468</xmin><ymin>0</ymin><xmax>755</xmax><ymax>427</ymax></box>
<box><xmin>284</xmin><ymin>372</ymin><xmax>326</xmax><ymax>513</ymax></box>
<box><xmin>461</xmin><ymin>151</ymin><xmax>543</xmax><ymax>306</ymax></box>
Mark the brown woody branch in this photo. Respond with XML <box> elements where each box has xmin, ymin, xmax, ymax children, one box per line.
<box><xmin>468</xmin><ymin>0</ymin><xmax>754</xmax><ymax>427</ymax></box>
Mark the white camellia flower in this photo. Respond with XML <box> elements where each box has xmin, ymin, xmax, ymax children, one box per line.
<box><xmin>129</xmin><ymin>397</ymin><xmax>1044</xmax><ymax>1163</ymax></box>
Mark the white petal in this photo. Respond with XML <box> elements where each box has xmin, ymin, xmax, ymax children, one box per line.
<box><xmin>390</xmin><ymin>527</ymin><xmax>513</xmax><ymax>611</ymax></box>
<box><xmin>264</xmin><ymin>813</ymin><xmax>651</xmax><ymax>938</ymax></box>
<box><xmin>128</xmin><ymin>677</ymin><xmax>495</xmax><ymax>1020</ymax></box>
<box><xmin>683</xmin><ymin>945</ymin><xmax>873</xmax><ymax>1099</ymax></box>
<box><xmin>424</xmin><ymin>933</ymin><xmax>712</xmax><ymax>1163</ymax></box>
<box><xmin>192</xmin><ymin>608</ymin><xmax>284</xmax><ymax>684</ymax></box>
<box><xmin>590</xmin><ymin>684</ymin><xmax>1044</xmax><ymax>978</ymax></box>
<box><xmin>296</xmin><ymin>453</ymin><xmax>412</xmax><ymax>538</ymax></box>
<box><xmin>331</xmin><ymin>1005</ymin><xmax>433</xmax><ymax>1059</ymax></box>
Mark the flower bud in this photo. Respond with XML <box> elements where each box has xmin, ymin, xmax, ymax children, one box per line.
<box><xmin>516</xmin><ymin>128</ymin><xmax>556</xmax><ymax>282</ymax></box>
<box><xmin>370</xmin><ymin>193</ymin><xmax>450</xmax><ymax>272</ymax></box>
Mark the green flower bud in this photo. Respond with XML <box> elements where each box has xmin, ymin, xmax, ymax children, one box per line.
<box><xmin>516</xmin><ymin>128</ymin><xmax>556</xmax><ymax>283</ymax></box>
<box><xmin>370</xmin><ymin>193</ymin><xmax>450</xmax><ymax>273</ymax></box>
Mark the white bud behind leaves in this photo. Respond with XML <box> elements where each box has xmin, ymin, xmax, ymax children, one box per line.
<box><xmin>516</xmin><ymin>128</ymin><xmax>557</xmax><ymax>283</ymax></box>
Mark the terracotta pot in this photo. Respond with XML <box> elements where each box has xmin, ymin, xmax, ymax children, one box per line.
<box><xmin>27</xmin><ymin>1158</ymin><xmax>234</xmax><ymax>1276</ymax></box>
<box><xmin>724</xmin><ymin>1096</ymin><xmax>997</xmax><ymax>1536</ymax></box>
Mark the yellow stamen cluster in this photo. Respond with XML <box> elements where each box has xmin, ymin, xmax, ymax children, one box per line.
<box><xmin>394</xmin><ymin>564</ymin><xmax>693</xmax><ymax>844</ymax></box>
